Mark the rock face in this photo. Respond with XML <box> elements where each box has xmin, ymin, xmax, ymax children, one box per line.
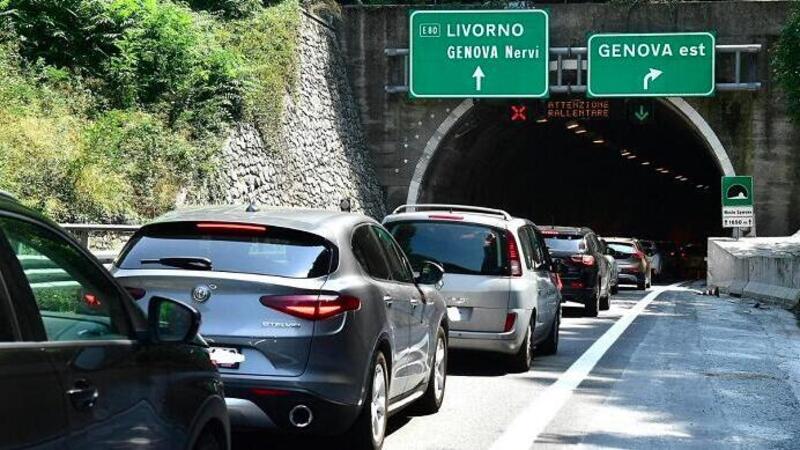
<box><xmin>216</xmin><ymin>12</ymin><xmax>385</xmax><ymax>218</ymax></box>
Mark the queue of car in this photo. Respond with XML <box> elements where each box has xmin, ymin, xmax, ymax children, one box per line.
<box><xmin>0</xmin><ymin>197</ymin><xmax>664</xmax><ymax>450</ymax></box>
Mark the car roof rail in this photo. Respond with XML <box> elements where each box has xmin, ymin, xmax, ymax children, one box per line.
<box><xmin>391</xmin><ymin>204</ymin><xmax>512</xmax><ymax>221</ymax></box>
<box><xmin>0</xmin><ymin>190</ymin><xmax>19</xmax><ymax>203</ymax></box>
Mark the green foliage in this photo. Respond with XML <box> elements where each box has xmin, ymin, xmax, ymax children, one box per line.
<box><xmin>1</xmin><ymin>0</ymin><xmax>122</xmax><ymax>75</ymax></box>
<box><xmin>223</xmin><ymin>0</ymin><xmax>299</xmax><ymax>139</ymax></box>
<box><xmin>81</xmin><ymin>110</ymin><xmax>212</xmax><ymax>218</ymax></box>
<box><xmin>184</xmin><ymin>0</ymin><xmax>262</xmax><ymax>19</ymax></box>
<box><xmin>774</xmin><ymin>2</ymin><xmax>800</xmax><ymax>123</ymax></box>
<box><xmin>105</xmin><ymin>0</ymin><xmax>241</xmax><ymax>137</ymax></box>
<box><xmin>0</xmin><ymin>0</ymin><xmax>301</xmax><ymax>222</ymax></box>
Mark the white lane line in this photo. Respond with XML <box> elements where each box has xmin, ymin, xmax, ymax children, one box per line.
<box><xmin>489</xmin><ymin>283</ymin><xmax>683</xmax><ymax>450</ymax></box>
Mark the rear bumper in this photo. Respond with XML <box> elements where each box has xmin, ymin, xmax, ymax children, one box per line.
<box><xmin>559</xmin><ymin>287</ymin><xmax>594</xmax><ymax>305</ymax></box>
<box><xmin>224</xmin><ymin>381</ymin><xmax>361</xmax><ymax>435</ymax></box>
<box><xmin>448</xmin><ymin>310</ymin><xmax>529</xmax><ymax>355</ymax></box>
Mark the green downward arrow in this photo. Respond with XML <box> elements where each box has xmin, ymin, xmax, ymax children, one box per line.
<box><xmin>634</xmin><ymin>105</ymin><xmax>650</xmax><ymax>121</ymax></box>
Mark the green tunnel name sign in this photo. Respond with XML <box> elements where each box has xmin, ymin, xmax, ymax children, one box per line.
<box><xmin>409</xmin><ymin>10</ymin><xmax>549</xmax><ymax>98</ymax></box>
<box><xmin>588</xmin><ymin>32</ymin><xmax>716</xmax><ymax>98</ymax></box>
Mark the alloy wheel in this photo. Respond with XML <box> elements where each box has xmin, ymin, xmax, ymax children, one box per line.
<box><xmin>370</xmin><ymin>363</ymin><xmax>387</xmax><ymax>444</ymax></box>
<box><xmin>434</xmin><ymin>335</ymin><xmax>446</xmax><ymax>401</ymax></box>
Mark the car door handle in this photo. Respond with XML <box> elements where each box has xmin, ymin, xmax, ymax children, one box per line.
<box><xmin>67</xmin><ymin>379</ymin><xmax>99</xmax><ymax>411</ymax></box>
<box><xmin>383</xmin><ymin>294</ymin><xmax>394</xmax><ymax>306</ymax></box>
<box><xmin>410</xmin><ymin>298</ymin><xmax>422</xmax><ymax>306</ymax></box>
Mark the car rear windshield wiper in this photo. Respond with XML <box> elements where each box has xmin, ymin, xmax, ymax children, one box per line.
<box><xmin>140</xmin><ymin>257</ymin><xmax>212</xmax><ymax>271</ymax></box>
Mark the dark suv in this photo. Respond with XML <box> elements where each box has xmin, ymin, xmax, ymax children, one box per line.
<box><xmin>0</xmin><ymin>194</ymin><xmax>229</xmax><ymax>450</ymax></box>
<box><xmin>540</xmin><ymin>226</ymin><xmax>612</xmax><ymax>317</ymax></box>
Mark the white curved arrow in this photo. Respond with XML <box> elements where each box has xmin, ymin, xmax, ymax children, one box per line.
<box><xmin>473</xmin><ymin>66</ymin><xmax>485</xmax><ymax>91</ymax></box>
<box><xmin>643</xmin><ymin>68</ymin><xmax>663</xmax><ymax>90</ymax></box>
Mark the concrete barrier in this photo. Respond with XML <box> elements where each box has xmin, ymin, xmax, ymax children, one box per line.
<box><xmin>708</xmin><ymin>234</ymin><xmax>800</xmax><ymax>309</ymax></box>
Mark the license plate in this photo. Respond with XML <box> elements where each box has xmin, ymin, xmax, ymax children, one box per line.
<box><xmin>447</xmin><ymin>307</ymin><xmax>462</xmax><ymax>322</ymax></box>
<box><xmin>209</xmin><ymin>347</ymin><xmax>245</xmax><ymax>369</ymax></box>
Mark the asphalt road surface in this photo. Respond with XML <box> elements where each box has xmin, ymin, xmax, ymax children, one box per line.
<box><xmin>235</xmin><ymin>283</ymin><xmax>800</xmax><ymax>449</ymax></box>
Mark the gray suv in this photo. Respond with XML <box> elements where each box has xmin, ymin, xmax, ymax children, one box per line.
<box><xmin>111</xmin><ymin>206</ymin><xmax>449</xmax><ymax>450</ymax></box>
<box><xmin>384</xmin><ymin>205</ymin><xmax>561</xmax><ymax>372</ymax></box>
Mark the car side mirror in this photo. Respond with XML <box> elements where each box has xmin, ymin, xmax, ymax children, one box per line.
<box><xmin>415</xmin><ymin>260</ymin><xmax>445</xmax><ymax>286</ymax></box>
<box><xmin>148</xmin><ymin>296</ymin><xmax>201</xmax><ymax>344</ymax></box>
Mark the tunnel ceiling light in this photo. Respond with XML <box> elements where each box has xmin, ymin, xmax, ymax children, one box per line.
<box><xmin>537</xmin><ymin>118</ymin><xmax>548</xmax><ymax>123</ymax></box>
<box><xmin>626</xmin><ymin>155</ymin><xmax>637</xmax><ymax>159</ymax></box>
<box><xmin>566</xmin><ymin>121</ymin><xmax>579</xmax><ymax>129</ymax></box>
<box><xmin>641</xmin><ymin>161</ymin><xmax>650</xmax><ymax>166</ymax></box>
<box><xmin>696</xmin><ymin>184</ymin><xmax>704</xmax><ymax>188</ymax></box>
<box><xmin>575</xmin><ymin>128</ymin><xmax>587</xmax><ymax>134</ymax></box>
<box><xmin>620</xmin><ymin>150</ymin><xmax>630</xmax><ymax>155</ymax></box>
<box><xmin>592</xmin><ymin>138</ymin><xmax>605</xmax><ymax>144</ymax></box>
<box><xmin>661</xmin><ymin>169</ymin><xmax>670</xmax><ymax>174</ymax></box>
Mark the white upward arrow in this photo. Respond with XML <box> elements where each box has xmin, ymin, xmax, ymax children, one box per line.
<box><xmin>472</xmin><ymin>66</ymin><xmax>485</xmax><ymax>91</ymax></box>
<box><xmin>643</xmin><ymin>68</ymin><xmax>663</xmax><ymax>90</ymax></box>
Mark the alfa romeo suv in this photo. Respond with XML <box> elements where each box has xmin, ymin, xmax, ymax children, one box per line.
<box><xmin>112</xmin><ymin>206</ymin><xmax>449</xmax><ymax>450</ymax></box>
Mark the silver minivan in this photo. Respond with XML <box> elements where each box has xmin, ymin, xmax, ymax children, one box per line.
<box><xmin>384</xmin><ymin>204</ymin><xmax>561</xmax><ymax>371</ymax></box>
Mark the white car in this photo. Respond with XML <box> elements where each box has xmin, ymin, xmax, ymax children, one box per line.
<box><xmin>384</xmin><ymin>204</ymin><xmax>562</xmax><ymax>372</ymax></box>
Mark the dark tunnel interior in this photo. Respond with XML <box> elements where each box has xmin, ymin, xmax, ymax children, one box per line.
<box><xmin>418</xmin><ymin>98</ymin><xmax>724</xmax><ymax>244</ymax></box>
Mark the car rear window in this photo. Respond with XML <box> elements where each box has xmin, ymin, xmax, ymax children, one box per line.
<box><xmin>608</xmin><ymin>243</ymin><xmax>636</xmax><ymax>254</ymax></box>
<box><xmin>117</xmin><ymin>222</ymin><xmax>336</xmax><ymax>278</ymax></box>
<box><xmin>544</xmin><ymin>235</ymin><xmax>586</xmax><ymax>253</ymax></box>
<box><xmin>386</xmin><ymin>221</ymin><xmax>508</xmax><ymax>276</ymax></box>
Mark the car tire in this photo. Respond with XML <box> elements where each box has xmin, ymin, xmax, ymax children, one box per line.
<box><xmin>509</xmin><ymin>322</ymin><xmax>533</xmax><ymax>372</ymax></box>
<box><xmin>646</xmin><ymin>271</ymin><xmax>653</xmax><ymax>289</ymax></box>
<box><xmin>610</xmin><ymin>284</ymin><xmax>619</xmax><ymax>295</ymax></box>
<box><xmin>599</xmin><ymin>294</ymin><xmax>610</xmax><ymax>311</ymax></box>
<box><xmin>584</xmin><ymin>285</ymin><xmax>599</xmax><ymax>317</ymax></box>
<box><xmin>348</xmin><ymin>352</ymin><xmax>388</xmax><ymax>450</ymax></box>
<box><xmin>538</xmin><ymin>311</ymin><xmax>559</xmax><ymax>355</ymax></box>
<box><xmin>414</xmin><ymin>326</ymin><xmax>448</xmax><ymax>414</ymax></box>
<box><xmin>194</xmin><ymin>427</ymin><xmax>225</xmax><ymax>450</ymax></box>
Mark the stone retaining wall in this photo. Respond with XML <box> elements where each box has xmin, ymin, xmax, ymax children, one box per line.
<box><xmin>214</xmin><ymin>12</ymin><xmax>385</xmax><ymax>218</ymax></box>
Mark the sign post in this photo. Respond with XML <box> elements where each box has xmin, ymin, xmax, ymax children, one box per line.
<box><xmin>587</xmin><ymin>32</ymin><xmax>715</xmax><ymax>98</ymax></box>
<box><xmin>409</xmin><ymin>10</ymin><xmax>549</xmax><ymax>98</ymax></box>
<box><xmin>721</xmin><ymin>176</ymin><xmax>754</xmax><ymax>232</ymax></box>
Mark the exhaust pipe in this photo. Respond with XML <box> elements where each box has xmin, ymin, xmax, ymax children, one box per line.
<box><xmin>289</xmin><ymin>404</ymin><xmax>313</xmax><ymax>428</ymax></box>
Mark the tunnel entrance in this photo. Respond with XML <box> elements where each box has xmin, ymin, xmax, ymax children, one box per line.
<box><xmin>414</xmin><ymin>98</ymin><xmax>726</xmax><ymax>243</ymax></box>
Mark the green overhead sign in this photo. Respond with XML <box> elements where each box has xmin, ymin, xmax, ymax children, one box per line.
<box><xmin>409</xmin><ymin>10</ymin><xmax>549</xmax><ymax>98</ymax></box>
<box><xmin>721</xmin><ymin>176</ymin><xmax>754</xmax><ymax>228</ymax></box>
<box><xmin>587</xmin><ymin>32</ymin><xmax>716</xmax><ymax>98</ymax></box>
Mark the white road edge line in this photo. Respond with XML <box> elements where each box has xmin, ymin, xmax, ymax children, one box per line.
<box><xmin>489</xmin><ymin>282</ymin><xmax>685</xmax><ymax>450</ymax></box>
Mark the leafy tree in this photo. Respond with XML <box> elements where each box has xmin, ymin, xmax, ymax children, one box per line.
<box><xmin>774</xmin><ymin>2</ymin><xmax>800</xmax><ymax>122</ymax></box>
<box><xmin>0</xmin><ymin>0</ymin><xmax>122</xmax><ymax>75</ymax></box>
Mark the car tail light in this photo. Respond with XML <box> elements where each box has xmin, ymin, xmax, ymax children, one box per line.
<box><xmin>196</xmin><ymin>222</ymin><xmax>267</xmax><ymax>234</ymax></box>
<box><xmin>259</xmin><ymin>294</ymin><xmax>361</xmax><ymax>320</ymax></box>
<box><xmin>506</xmin><ymin>231</ymin><xmax>522</xmax><ymax>277</ymax></box>
<box><xmin>570</xmin><ymin>254</ymin><xmax>595</xmax><ymax>266</ymax></box>
<box><xmin>632</xmin><ymin>251</ymin><xmax>645</xmax><ymax>260</ymax></box>
<box><xmin>503</xmin><ymin>313</ymin><xmax>517</xmax><ymax>332</ymax></box>
<box><xmin>124</xmin><ymin>286</ymin><xmax>147</xmax><ymax>301</ymax></box>
<box><xmin>428</xmin><ymin>214</ymin><xmax>464</xmax><ymax>221</ymax></box>
<box><xmin>83</xmin><ymin>293</ymin><xmax>102</xmax><ymax>309</ymax></box>
<box><xmin>551</xmin><ymin>273</ymin><xmax>563</xmax><ymax>291</ymax></box>
<box><xmin>570</xmin><ymin>280</ymin><xmax>586</xmax><ymax>289</ymax></box>
<box><xmin>250</xmin><ymin>388</ymin><xmax>290</xmax><ymax>397</ymax></box>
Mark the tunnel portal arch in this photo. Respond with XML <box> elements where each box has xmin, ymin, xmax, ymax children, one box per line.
<box><xmin>407</xmin><ymin>97</ymin><xmax>735</xmax><ymax>205</ymax></box>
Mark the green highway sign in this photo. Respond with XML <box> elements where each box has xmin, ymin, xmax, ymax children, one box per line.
<box><xmin>587</xmin><ymin>32</ymin><xmax>715</xmax><ymax>98</ymax></box>
<box><xmin>409</xmin><ymin>10</ymin><xmax>549</xmax><ymax>98</ymax></box>
<box><xmin>722</xmin><ymin>176</ymin><xmax>753</xmax><ymax>207</ymax></box>
<box><xmin>721</xmin><ymin>176</ymin><xmax>754</xmax><ymax>228</ymax></box>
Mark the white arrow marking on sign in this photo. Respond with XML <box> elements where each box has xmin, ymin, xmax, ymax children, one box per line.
<box><xmin>643</xmin><ymin>68</ymin><xmax>663</xmax><ymax>90</ymax></box>
<box><xmin>472</xmin><ymin>66</ymin><xmax>485</xmax><ymax>91</ymax></box>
